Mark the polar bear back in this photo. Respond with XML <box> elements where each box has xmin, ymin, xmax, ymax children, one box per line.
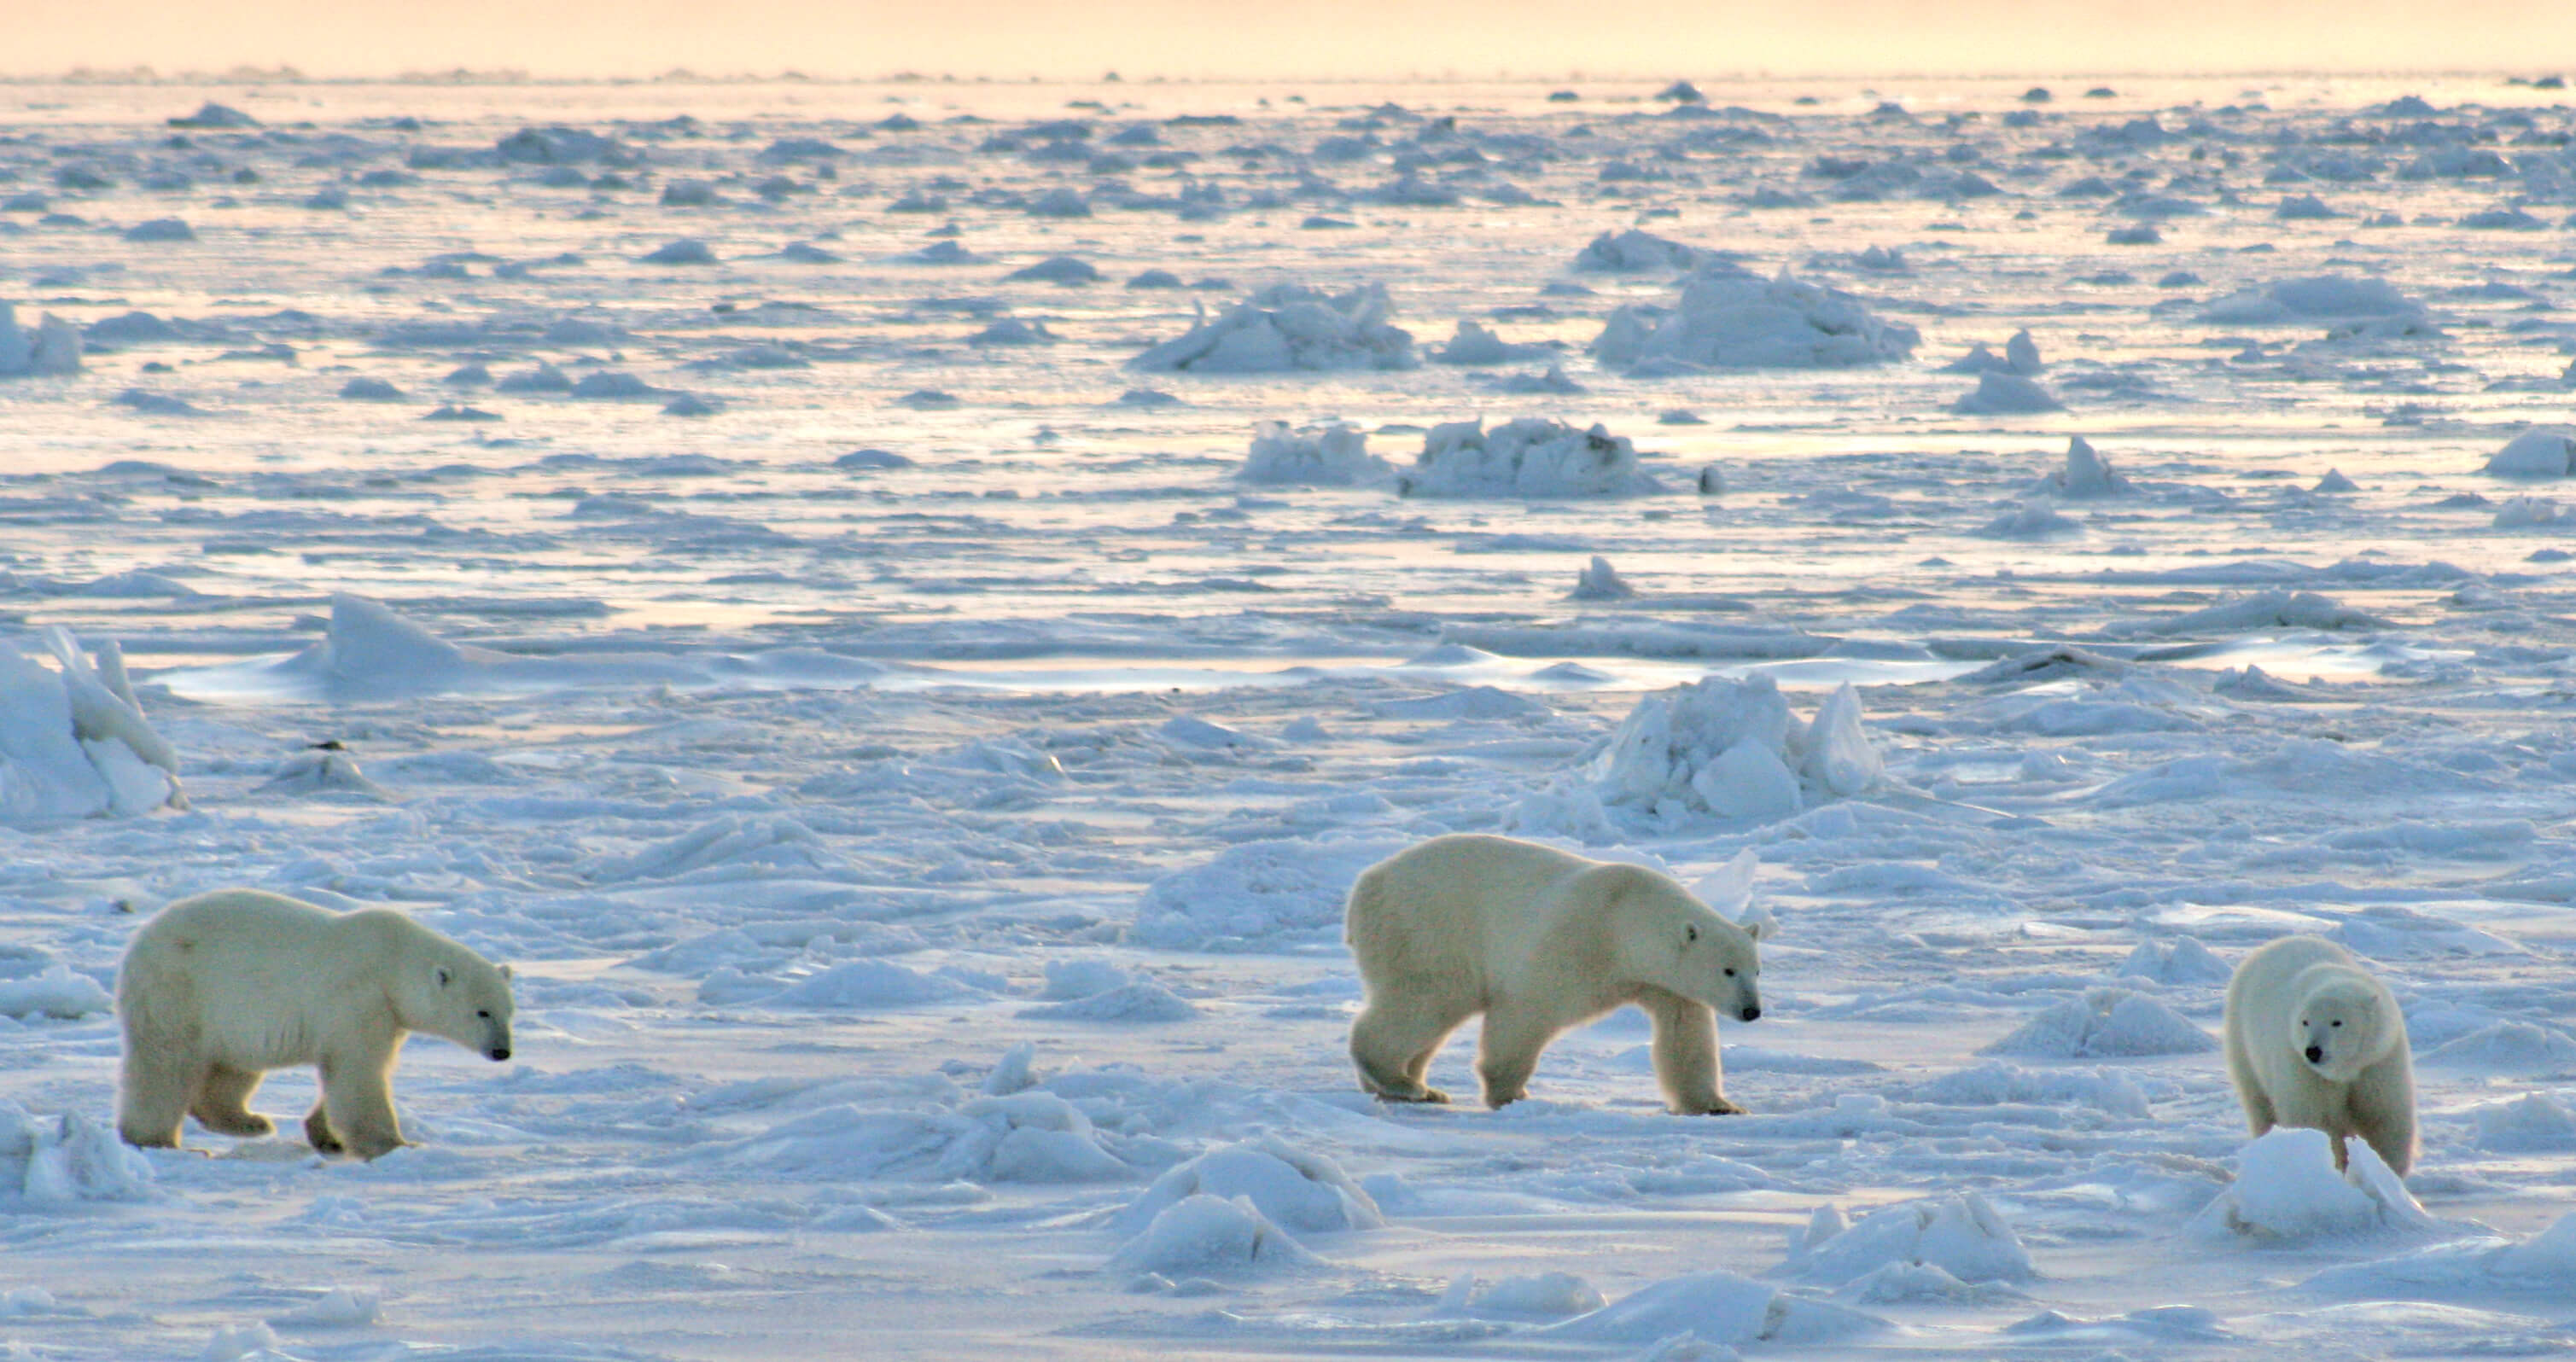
<box><xmin>1344</xmin><ymin>834</ymin><xmax>1607</xmax><ymax>988</ymax></box>
<box><xmin>119</xmin><ymin>888</ymin><xmax>497</xmax><ymax>1069</ymax></box>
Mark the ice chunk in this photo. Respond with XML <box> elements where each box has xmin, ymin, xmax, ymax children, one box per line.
<box><xmin>0</xmin><ymin>966</ymin><xmax>114</xmax><ymax>1020</ymax></box>
<box><xmin>1591</xmin><ymin>674</ymin><xmax>1878</xmax><ymax>820</ymax></box>
<box><xmin>1569</xmin><ymin>556</ymin><xmax>1634</xmax><ymax>600</ymax></box>
<box><xmin>1238</xmin><ymin>420</ymin><xmax>1386</xmax><ymax>486</ymax></box>
<box><xmin>0</xmin><ymin>303</ymin><xmax>82</xmax><ymax>378</ymax></box>
<box><xmin>1573</xmin><ymin>228</ymin><xmax>1705</xmax><ymax>272</ymax></box>
<box><xmin>2190</xmin><ymin>1127</ymin><xmax>2434</xmax><ymax>1240</ymax></box>
<box><xmin>1431</xmin><ymin>319</ymin><xmax>1556</xmax><ymax>365</ymax></box>
<box><xmin>1396</xmin><ymin>418</ymin><xmax>1660</xmax><ymax>498</ymax></box>
<box><xmin>2033</xmin><ymin>436</ymin><xmax>2132</xmax><ymax>497</ymax></box>
<box><xmin>1592</xmin><ymin>267</ymin><xmax>1919</xmax><ymax>371</ymax></box>
<box><xmin>0</xmin><ymin>631</ymin><xmax>184</xmax><ymax>822</ymax></box>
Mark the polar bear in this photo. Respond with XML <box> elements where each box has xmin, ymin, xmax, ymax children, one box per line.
<box><xmin>1344</xmin><ymin>834</ymin><xmax>1769</xmax><ymax>1114</ymax></box>
<box><xmin>2223</xmin><ymin>934</ymin><xmax>2416</xmax><ymax>1175</ymax></box>
<box><xmin>115</xmin><ymin>889</ymin><xmax>516</xmax><ymax>1159</ymax></box>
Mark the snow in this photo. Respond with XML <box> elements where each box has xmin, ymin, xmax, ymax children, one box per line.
<box><xmin>3</xmin><ymin>71</ymin><xmax>2576</xmax><ymax>1362</ymax></box>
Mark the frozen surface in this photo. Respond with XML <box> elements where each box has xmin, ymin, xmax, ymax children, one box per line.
<box><xmin>0</xmin><ymin>70</ymin><xmax>2574</xmax><ymax>1362</ymax></box>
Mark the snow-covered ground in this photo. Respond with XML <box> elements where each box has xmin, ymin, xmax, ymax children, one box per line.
<box><xmin>3</xmin><ymin>72</ymin><xmax>2576</xmax><ymax>1359</ymax></box>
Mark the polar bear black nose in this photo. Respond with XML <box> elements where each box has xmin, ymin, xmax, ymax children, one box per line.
<box><xmin>2304</xmin><ymin>1045</ymin><xmax>2322</xmax><ymax>1063</ymax></box>
<box><xmin>489</xmin><ymin>1047</ymin><xmax>510</xmax><ymax>1062</ymax></box>
<box><xmin>1740</xmin><ymin>1006</ymin><xmax>1761</xmax><ymax>1022</ymax></box>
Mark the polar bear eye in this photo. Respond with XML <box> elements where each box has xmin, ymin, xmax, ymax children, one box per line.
<box><xmin>1685</xmin><ymin>925</ymin><xmax>1699</xmax><ymax>942</ymax></box>
<box><xmin>435</xmin><ymin>967</ymin><xmax>452</xmax><ymax>988</ymax></box>
<box><xmin>476</xmin><ymin>1010</ymin><xmax>492</xmax><ymax>1020</ymax></box>
<box><xmin>2330</xmin><ymin>1020</ymin><xmax>2342</xmax><ymax>1027</ymax></box>
<box><xmin>1723</xmin><ymin>968</ymin><xmax>1735</xmax><ymax>977</ymax></box>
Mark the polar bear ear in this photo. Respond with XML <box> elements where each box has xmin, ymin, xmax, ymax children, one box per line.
<box><xmin>435</xmin><ymin>966</ymin><xmax>453</xmax><ymax>988</ymax></box>
<box><xmin>1740</xmin><ymin>913</ymin><xmax>1776</xmax><ymax>942</ymax></box>
<box><xmin>498</xmin><ymin>963</ymin><xmax>513</xmax><ymax>980</ymax></box>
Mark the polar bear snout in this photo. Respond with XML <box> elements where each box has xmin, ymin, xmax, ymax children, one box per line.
<box><xmin>2304</xmin><ymin>1043</ymin><xmax>2323</xmax><ymax>1063</ymax></box>
<box><xmin>1740</xmin><ymin>1004</ymin><xmax>1762</xmax><ymax>1022</ymax></box>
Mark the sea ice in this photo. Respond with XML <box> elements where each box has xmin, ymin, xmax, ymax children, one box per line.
<box><xmin>1128</xmin><ymin>282</ymin><xmax>1417</xmax><ymax>372</ymax></box>
<box><xmin>1395</xmin><ymin>418</ymin><xmax>1660</xmax><ymax>498</ymax></box>
<box><xmin>1591</xmin><ymin>266</ymin><xmax>1920</xmax><ymax>371</ymax></box>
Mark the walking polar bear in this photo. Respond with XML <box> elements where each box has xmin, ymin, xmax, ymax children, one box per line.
<box><xmin>2223</xmin><ymin>935</ymin><xmax>2416</xmax><ymax>1175</ymax></box>
<box><xmin>116</xmin><ymin>889</ymin><xmax>517</xmax><ymax>1160</ymax></box>
<box><xmin>1344</xmin><ymin>834</ymin><xmax>1769</xmax><ymax>1114</ymax></box>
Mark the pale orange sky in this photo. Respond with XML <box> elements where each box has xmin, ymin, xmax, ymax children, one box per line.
<box><xmin>8</xmin><ymin>1</ymin><xmax>2572</xmax><ymax>80</ymax></box>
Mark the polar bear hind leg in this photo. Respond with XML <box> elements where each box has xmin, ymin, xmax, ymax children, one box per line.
<box><xmin>189</xmin><ymin>1063</ymin><xmax>274</xmax><ymax>1138</ymax></box>
<box><xmin>1350</xmin><ymin>989</ymin><xmax>1466</xmax><ymax>1103</ymax></box>
<box><xmin>1643</xmin><ymin>989</ymin><xmax>1740</xmax><ymax>1115</ymax></box>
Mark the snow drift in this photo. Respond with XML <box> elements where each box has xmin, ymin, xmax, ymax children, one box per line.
<box><xmin>1591</xmin><ymin>267</ymin><xmax>1920</xmax><ymax>372</ymax></box>
<box><xmin>1128</xmin><ymin>283</ymin><xmax>1417</xmax><ymax>373</ymax></box>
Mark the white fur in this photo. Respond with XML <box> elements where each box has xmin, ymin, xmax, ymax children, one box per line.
<box><xmin>114</xmin><ymin>888</ymin><xmax>516</xmax><ymax>1159</ymax></box>
<box><xmin>1343</xmin><ymin>834</ymin><xmax>1768</xmax><ymax>1114</ymax></box>
<box><xmin>2222</xmin><ymin>935</ymin><xmax>2417</xmax><ymax>1175</ymax></box>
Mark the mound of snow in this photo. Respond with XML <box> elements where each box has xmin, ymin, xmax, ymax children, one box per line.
<box><xmin>1592</xmin><ymin>268</ymin><xmax>1920</xmax><ymax>372</ymax></box>
<box><xmin>1543</xmin><ymin>1268</ymin><xmax>1881</xmax><ymax>1347</ymax></box>
<box><xmin>2202</xmin><ymin>275</ymin><xmax>2423</xmax><ymax>324</ymax></box>
<box><xmin>1434</xmin><ymin>1272</ymin><xmax>1606</xmax><ymax>1320</ymax></box>
<box><xmin>1115</xmin><ymin>1138</ymin><xmax>1383</xmax><ymax>1237</ymax></box>
<box><xmin>1017</xmin><ymin>980</ymin><xmax>1198</xmax><ymax>1022</ymax></box>
<box><xmin>1780</xmin><ymin>1193</ymin><xmax>2036</xmax><ymax>1285</ymax></box>
<box><xmin>1128</xmin><ymin>282</ymin><xmax>1416</xmax><ymax>373</ymax></box>
<box><xmin>1239</xmin><ymin>420</ymin><xmax>1387</xmax><ymax>486</ymax></box>
<box><xmin>1973</xmin><ymin>503</ymin><xmax>2083</xmax><ymax>538</ymax></box>
<box><xmin>2145</xmin><ymin>591</ymin><xmax>2387</xmax><ymax>635</ymax></box>
<box><xmin>2034</xmin><ymin>436</ymin><xmax>2132</xmax><ymax>497</ymax></box>
<box><xmin>1953</xmin><ymin>372</ymin><xmax>2064</xmax><ymax>415</ymax></box>
<box><xmin>1005</xmin><ymin>254</ymin><xmax>1099</xmax><ymax>284</ymax></box>
<box><xmin>1109</xmin><ymin>1194</ymin><xmax>1319</xmax><ymax>1274</ymax></box>
<box><xmin>2471</xmin><ymin>1094</ymin><xmax>2576</xmax><ymax>1152</ymax></box>
<box><xmin>1130</xmin><ymin>833</ymin><xmax>1412</xmax><ymax>951</ymax></box>
<box><xmin>1431</xmin><ymin>319</ymin><xmax>1557</xmax><ymax>365</ymax></box>
<box><xmin>2483</xmin><ymin>428</ymin><xmax>2576</xmax><ymax>477</ymax></box>
<box><xmin>2306</xmin><ymin>1213</ymin><xmax>2576</xmax><ymax>1298</ymax></box>
<box><xmin>2191</xmin><ymin>1127</ymin><xmax>2433</xmax><ymax>1241</ymax></box>
<box><xmin>1574</xmin><ymin>229</ymin><xmax>1705</xmax><ymax>271</ymax></box>
<box><xmin>0</xmin><ymin>966</ymin><xmax>113</xmax><ymax>1021</ymax></box>
<box><xmin>1915</xmin><ymin>1062</ymin><xmax>2151</xmax><ymax>1118</ymax></box>
<box><xmin>1591</xmin><ymin>676</ymin><xmax>1879</xmax><ymax>820</ymax></box>
<box><xmin>770</xmin><ymin>959</ymin><xmax>981</xmax><ymax>1010</ymax></box>
<box><xmin>0</xmin><ymin>1107</ymin><xmax>154</xmax><ymax>1207</ymax></box>
<box><xmin>2419</xmin><ymin>1022</ymin><xmax>2576</xmax><ymax>1074</ymax></box>
<box><xmin>1396</xmin><ymin>418</ymin><xmax>1660</xmax><ymax>498</ymax></box>
<box><xmin>0</xmin><ymin>303</ymin><xmax>82</xmax><ymax>378</ymax></box>
<box><xmin>1982</xmin><ymin>987</ymin><xmax>2215</xmax><ymax>1057</ymax></box>
<box><xmin>2116</xmin><ymin>937</ymin><xmax>2232</xmax><ymax>985</ymax></box>
<box><xmin>717</xmin><ymin>1085</ymin><xmax>1138</xmax><ymax>1185</ymax></box>
<box><xmin>0</xmin><ymin>629</ymin><xmax>184</xmax><ymax>822</ymax></box>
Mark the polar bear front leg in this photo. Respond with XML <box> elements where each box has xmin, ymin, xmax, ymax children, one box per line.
<box><xmin>1476</xmin><ymin>1003</ymin><xmax>1554</xmax><ymax>1109</ymax></box>
<box><xmin>189</xmin><ymin>1063</ymin><xmax>276</xmax><ymax>1138</ymax></box>
<box><xmin>2347</xmin><ymin>1057</ymin><xmax>2418</xmax><ymax>1177</ymax></box>
<box><xmin>117</xmin><ymin>1046</ymin><xmax>197</xmax><ymax>1150</ymax></box>
<box><xmin>2223</xmin><ymin>1027</ymin><xmax>2276</xmax><ymax>1136</ymax></box>
<box><xmin>315</xmin><ymin>1055</ymin><xmax>408</xmax><ymax>1161</ymax></box>
<box><xmin>1643</xmin><ymin>989</ymin><xmax>1740</xmax><ymax>1115</ymax></box>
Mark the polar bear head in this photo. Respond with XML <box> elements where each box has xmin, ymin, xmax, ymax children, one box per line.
<box><xmin>1593</xmin><ymin>864</ymin><xmax>1769</xmax><ymax>1022</ymax></box>
<box><xmin>398</xmin><ymin>939</ymin><xmax>517</xmax><ymax>1063</ymax></box>
<box><xmin>2294</xmin><ymin>973</ymin><xmax>2388</xmax><ymax>1082</ymax></box>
